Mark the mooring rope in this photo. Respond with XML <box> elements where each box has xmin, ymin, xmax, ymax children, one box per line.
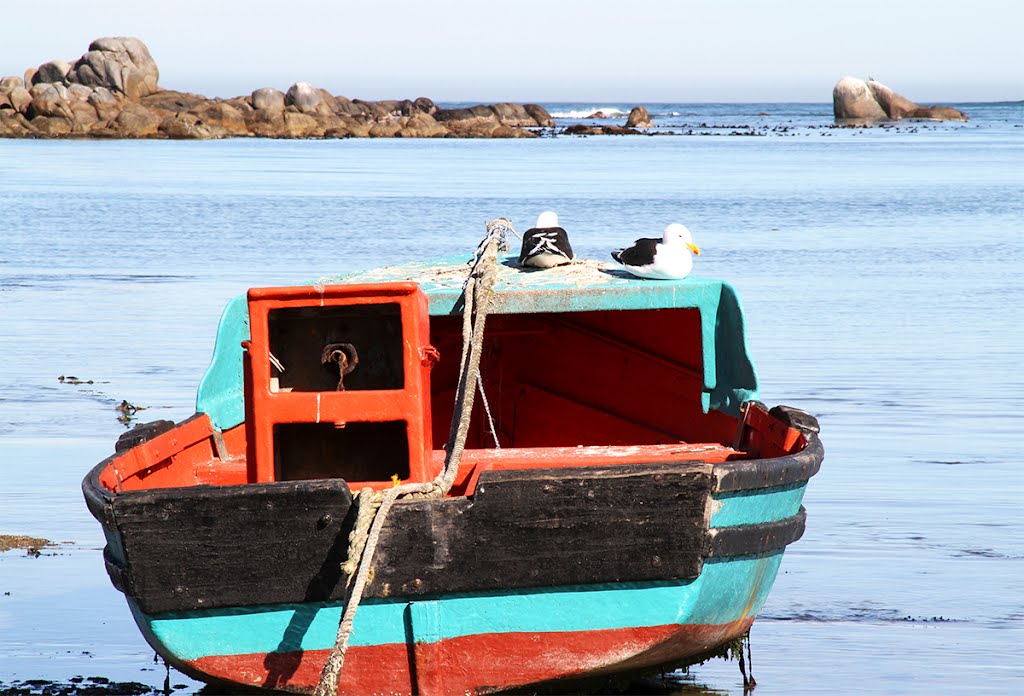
<box><xmin>476</xmin><ymin>373</ymin><xmax>501</xmax><ymax>449</ymax></box>
<box><xmin>313</xmin><ymin>218</ymin><xmax>511</xmax><ymax>696</ymax></box>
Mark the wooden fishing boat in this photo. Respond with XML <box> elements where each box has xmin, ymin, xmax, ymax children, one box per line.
<box><xmin>83</xmin><ymin>228</ymin><xmax>823</xmax><ymax>695</ymax></box>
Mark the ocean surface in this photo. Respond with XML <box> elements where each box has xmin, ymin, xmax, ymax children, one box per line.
<box><xmin>1</xmin><ymin>102</ymin><xmax>1022</xmax><ymax>694</ymax></box>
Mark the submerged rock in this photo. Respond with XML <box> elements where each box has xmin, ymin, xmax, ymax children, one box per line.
<box><xmin>564</xmin><ymin>124</ymin><xmax>641</xmax><ymax>136</ymax></box>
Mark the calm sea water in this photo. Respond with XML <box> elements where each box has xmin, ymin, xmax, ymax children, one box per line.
<box><xmin>1</xmin><ymin>103</ymin><xmax>1022</xmax><ymax>694</ymax></box>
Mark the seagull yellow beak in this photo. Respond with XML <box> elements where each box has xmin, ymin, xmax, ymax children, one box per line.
<box><xmin>687</xmin><ymin>243</ymin><xmax>701</xmax><ymax>256</ymax></box>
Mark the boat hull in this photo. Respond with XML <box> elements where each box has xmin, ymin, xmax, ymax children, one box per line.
<box><xmin>83</xmin><ymin>404</ymin><xmax>821</xmax><ymax>694</ymax></box>
<box><xmin>133</xmin><ymin>552</ymin><xmax>784</xmax><ymax>695</ymax></box>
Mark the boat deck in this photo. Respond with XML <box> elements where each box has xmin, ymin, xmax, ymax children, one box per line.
<box><xmin>442</xmin><ymin>442</ymin><xmax>747</xmax><ymax>494</ymax></box>
<box><xmin>99</xmin><ymin>412</ymin><xmax>749</xmax><ymax>495</ymax></box>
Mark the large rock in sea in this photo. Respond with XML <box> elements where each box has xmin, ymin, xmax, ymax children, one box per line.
<box><xmin>524</xmin><ymin>104</ymin><xmax>554</xmax><ymax>127</ymax></box>
<box><xmin>26</xmin><ymin>83</ymin><xmax>74</xmax><ymax>120</ymax></box>
<box><xmin>282</xmin><ymin>111</ymin><xmax>322</xmax><ymax>137</ymax></box>
<box><xmin>286</xmin><ymin>82</ymin><xmax>324</xmax><ymax>114</ymax></box>
<box><xmin>0</xmin><ymin>76</ymin><xmax>24</xmax><ymax>94</ymax></box>
<box><xmin>625</xmin><ymin>106</ymin><xmax>653</xmax><ymax>128</ymax></box>
<box><xmin>0</xmin><ymin>109</ymin><xmax>33</xmax><ymax>136</ymax></box>
<box><xmin>414</xmin><ymin>97</ymin><xmax>437</xmax><ymax>115</ymax></box>
<box><xmin>66</xmin><ymin>37</ymin><xmax>159</xmax><ymax>101</ymax></box>
<box><xmin>833</xmin><ymin>76</ymin><xmax>967</xmax><ymax>122</ymax></box>
<box><xmin>32</xmin><ymin>60</ymin><xmax>72</xmax><ymax>85</ymax></box>
<box><xmin>8</xmin><ymin>86</ymin><xmax>33</xmax><ymax>115</ymax></box>
<box><xmin>245</xmin><ymin>107</ymin><xmax>286</xmax><ymax>137</ymax></box>
<box><xmin>252</xmin><ymin>87</ymin><xmax>286</xmax><ymax>113</ymax></box>
<box><xmin>88</xmin><ymin>87</ymin><xmax>122</xmax><ymax>124</ymax></box>
<box><xmin>832</xmin><ymin>77</ymin><xmax>887</xmax><ymax>120</ymax></box>
<box><xmin>395</xmin><ymin>112</ymin><xmax>448</xmax><ymax>138</ymax></box>
<box><xmin>432</xmin><ymin>103</ymin><xmax>551</xmax><ymax>135</ymax></box>
<box><xmin>193</xmin><ymin>102</ymin><xmax>249</xmax><ymax>136</ymax></box>
<box><xmin>433</xmin><ymin>105</ymin><xmax>501</xmax><ymax>137</ymax></box>
<box><xmin>114</xmin><ymin>103</ymin><xmax>161</xmax><ymax>136</ymax></box>
<box><xmin>490</xmin><ymin>103</ymin><xmax>538</xmax><ymax>127</ymax></box>
<box><xmin>139</xmin><ymin>90</ymin><xmax>208</xmax><ymax>115</ymax></box>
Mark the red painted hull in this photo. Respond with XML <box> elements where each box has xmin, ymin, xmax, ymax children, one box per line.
<box><xmin>189</xmin><ymin>619</ymin><xmax>754</xmax><ymax>695</ymax></box>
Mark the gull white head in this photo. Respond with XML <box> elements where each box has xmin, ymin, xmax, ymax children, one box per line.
<box><xmin>535</xmin><ymin>211</ymin><xmax>559</xmax><ymax>228</ymax></box>
<box><xmin>663</xmin><ymin>223</ymin><xmax>700</xmax><ymax>255</ymax></box>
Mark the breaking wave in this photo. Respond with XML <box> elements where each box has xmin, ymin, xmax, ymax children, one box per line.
<box><xmin>548</xmin><ymin>107</ymin><xmax>682</xmax><ymax>119</ymax></box>
<box><xmin>548</xmin><ymin>107</ymin><xmax>630</xmax><ymax>119</ymax></box>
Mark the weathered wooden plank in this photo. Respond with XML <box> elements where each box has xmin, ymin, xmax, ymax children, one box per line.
<box><xmin>714</xmin><ymin>437</ymin><xmax>823</xmax><ymax>492</ymax></box>
<box><xmin>112</xmin><ymin>479</ymin><xmax>355</xmax><ymax>613</ymax></box>
<box><xmin>370</xmin><ymin>463</ymin><xmax>714</xmax><ymax>597</ymax></box>
<box><xmin>707</xmin><ymin>507</ymin><xmax>807</xmax><ymax>558</ymax></box>
<box><xmin>715</xmin><ymin>406</ymin><xmax>823</xmax><ymax>492</ymax></box>
<box><xmin>111</xmin><ymin>463</ymin><xmax>714</xmax><ymax>614</ymax></box>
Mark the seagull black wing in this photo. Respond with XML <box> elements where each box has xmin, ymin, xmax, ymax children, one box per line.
<box><xmin>519</xmin><ymin>227</ymin><xmax>574</xmax><ymax>264</ymax></box>
<box><xmin>611</xmin><ymin>238</ymin><xmax>659</xmax><ymax>266</ymax></box>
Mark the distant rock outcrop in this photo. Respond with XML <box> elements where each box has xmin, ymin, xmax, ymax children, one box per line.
<box><xmin>0</xmin><ymin>37</ymin><xmax>563</xmax><ymax>139</ymax></box>
<box><xmin>252</xmin><ymin>87</ymin><xmax>285</xmax><ymax>112</ymax></box>
<box><xmin>625</xmin><ymin>106</ymin><xmax>653</xmax><ymax>128</ymax></box>
<box><xmin>433</xmin><ymin>103</ymin><xmax>547</xmax><ymax>138</ymax></box>
<box><xmin>66</xmin><ymin>37</ymin><xmax>160</xmax><ymax>100</ymax></box>
<box><xmin>285</xmin><ymin>81</ymin><xmax>325</xmax><ymax>114</ymax></box>
<box><xmin>833</xmin><ymin>77</ymin><xmax>967</xmax><ymax>122</ymax></box>
<box><xmin>524</xmin><ymin>104</ymin><xmax>554</xmax><ymax>127</ymax></box>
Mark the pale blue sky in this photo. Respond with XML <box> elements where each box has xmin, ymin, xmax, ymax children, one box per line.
<box><xmin>2</xmin><ymin>0</ymin><xmax>1020</xmax><ymax>103</ymax></box>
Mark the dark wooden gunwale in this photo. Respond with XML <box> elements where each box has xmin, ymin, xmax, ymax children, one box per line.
<box><xmin>82</xmin><ymin>411</ymin><xmax>821</xmax><ymax>615</ymax></box>
<box><xmin>715</xmin><ymin>405</ymin><xmax>824</xmax><ymax>492</ymax></box>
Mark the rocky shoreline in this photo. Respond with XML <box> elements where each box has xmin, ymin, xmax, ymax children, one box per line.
<box><xmin>0</xmin><ymin>37</ymin><xmax>566</xmax><ymax>140</ymax></box>
<box><xmin>0</xmin><ymin>534</ymin><xmax>50</xmax><ymax>553</ymax></box>
<box><xmin>1</xmin><ymin>37</ymin><xmax>969</xmax><ymax>140</ymax></box>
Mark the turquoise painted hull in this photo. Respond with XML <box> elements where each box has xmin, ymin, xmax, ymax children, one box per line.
<box><xmin>143</xmin><ymin>552</ymin><xmax>787</xmax><ymax>661</ymax></box>
<box><xmin>119</xmin><ymin>483</ymin><xmax>806</xmax><ymax>693</ymax></box>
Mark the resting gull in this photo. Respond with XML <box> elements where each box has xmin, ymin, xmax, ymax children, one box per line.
<box><xmin>611</xmin><ymin>223</ymin><xmax>701</xmax><ymax>280</ymax></box>
<box><xmin>518</xmin><ymin>211</ymin><xmax>574</xmax><ymax>268</ymax></box>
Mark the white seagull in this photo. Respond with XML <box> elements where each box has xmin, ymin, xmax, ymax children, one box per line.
<box><xmin>611</xmin><ymin>223</ymin><xmax>701</xmax><ymax>280</ymax></box>
<box><xmin>519</xmin><ymin>211</ymin><xmax>574</xmax><ymax>268</ymax></box>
